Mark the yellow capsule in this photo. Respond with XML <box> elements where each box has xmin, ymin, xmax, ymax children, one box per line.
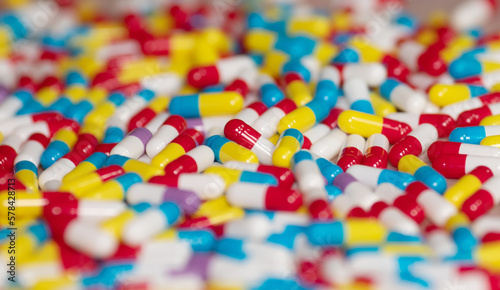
<box><xmin>445</xmin><ymin>213</ymin><xmax>471</xmax><ymax>232</ymax></box>
<box><xmin>244</xmin><ymin>30</ymin><xmax>276</xmax><ymax>53</ymax></box>
<box><xmin>345</xmin><ymin>218</ymin><xmax>386</xmax><ymax>246</ymax></box>
<box><xmin>398</xmin><ymin>154</ymin><xmax>425</xmax><ymax>175</ymax></box>
<box><xmin>370</xmin><ymin>92</ymin><xmax>397</xmax><ymax>117</ymax></box>
<box><xmin>315</xmin><ymin>41</ymin><xmax>338</xmax><ymax>65</ymax></box>
<box><xmin>82</xmin><ymin>181</ymin><xmax>124</xmax><ymax>200</ymax></box>
<box><xmin>383</xmin><ymin>244</ymin><xmax>433</xmax><ymax>257</ymax></box>
<box><xmin>484</xmin><ymin>61</ymin><xmax>500</xmax><ymax>74</ymax></box>
<box><xmin>0</xmin><ymin>190</ymin><xmax>43</xmax><ymax>218</ymax></box>
<box><xmin>100</xmin><ymin>210</ymin><xmax>136</xmax><ymax>239</ymax></box>
<box><xmin>350</xmin><ymin>36</ymin><xmax>385</xmax><ymax>62</ymax></box>
<box><xmin>14</xmin><ymin>169</ymin><xmax>39</xmax><ymax>194</ymax></box>
<box><xmin>289</xmin><ymin>16</ymin><xmax>330</xmax><ymax>38</ymax></box>
<box><xmin>272</xmin><ymin>129</ymin><xmax>304</xmax><ymax>168</ymax></box>
<box><xmin>59</xmin><ymin>173</ymin><xmax>106</xmax><ymax>198</ymax></box>
<box><xmin>491</xmin><ymin>83</ymin><xmax>500</xmax><ymax>92</ymax></box>
<box><xmin>75</xmin><ymin>55</ymin><xmax>103</xmax><ymax>78</ymax></box>
<box><xmin>338</xmin><ymin>110</ymin><xmax>384</xmax><ymax>137</ymax></box>
<box><xmin>122</xmin><ymin>160</ymin><xmax>164</xmax><ymax>181</ymax></box>
<box><xmin>170</xmin><ymin>33</ymin><xmax>197</xmax><ymax>58</ymax></box>
<box><xmin>204</xmin><ymin>166</ymin><xmax>242</xmax><ymax>188</ymax></box>
<box><xmin>415</xmin><ymin>28</ymin><xmax>438</xmax><ymax>46</ymax></box>
<box><xmin>285</xmin><ymin>78</ymin><xmax>313</xmax><ymax>107</ymax></box>
<box><xmin>193</xmin><ymin>38</ymin><xmax>219</xmax><ymax>66</ymax></box>
<box><xmin>429</xmin><ymin>84</ymin><xmax>484</xmax><ymax>106</ymax></box>
<box><xmin>87</xmin><ymin>87</ymin><xmax>108</xmax><ymax>104</ymax></box>
<box><xmin>118</xmin><ymin>58</ymin><xmax>162</xmax><ymax>83</ymax></box>
<box><xmin>481</xmin><ymin>135</ymin><xmax>500</xmax><ymax>148</ymax></box>
<box><xmin>261</xmin><ymin>50</ymin><xmax>289</xmax><ymax>78</ymax></box>
<box><xmin>84</xmin><ymin>102</ymin><xmax>116</xmax><ymax>126</ymax></box>
<box><xmin>440</xmin><ymin>35</ymin><xmax>475</xmax><ymax>63</ymax></box>
<box><xmin>476</xmin><ymin>241</ymin><xmax>500</xmax><ymax>271</ymax></box>
<box><xmin>79</xmin><ymin>122</ymin><xmax>105</xmax><ymax>142</ymax></box>
<box><xmin>24</xmin><ymin>240</ymin><xmax>60</xmax><ymax>264</ymax></box>
<box><xmin>268</xmin><ymin>133</ymin><xmax>280</xmax><ymax>145</ymax></box>
<box><xmin>151</xmin><ymin>142</ymin><xmax>187</xmax><ymax>168</ymax></box>
<box><xmin>170</xmin><ymin>91</ymin><xmax>244</xmax><ymax>117</ymax></box>
<box><xmin>36</xmin><ymin>87</ymin><xmax>60</xmax><ymax>107</ymax></box>
<box><xmin>277</xmin><ymin>106</ymin><xmax>318</xmax><ymax>133</ymax></box>
<box><xmin>198</xmin><ymin>28</ymin><xmax>232</xmax><ymax>54</ymax></box>
<box><xmin>444</xmin><ymin>172</ymin><xmax>485</xmax><ymax>208</ymax></box>
<box><xmin>192</xmin><ymin>196</ymin><xmax>230</xmax><ymax>218</ymax></box>
<box><xmin>481</xmin><ymin>115</ymin><xmax>500</xmax><ymax>126</ymax></box>
<box><xmin>206</xmin><ymin>135</ymin><xmax>258</xmax><ymax>164</ymax></box>
<box><xmin>149</xmin><ymin>96</ymin><xmax>170</xmax><ymax>113</ymax></box>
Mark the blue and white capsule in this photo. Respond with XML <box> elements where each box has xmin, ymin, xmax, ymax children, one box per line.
<box><xmin>449</xmin><ymin>125</ymin><xmax>500</xmax><ymax>144</ymax></box>
<box><xmin>258</xmin><ymin>74</ymin><xmax>285</xmax><ymax>107</ymax></box>
<box><xmin>380</xmin><ymin>78</ymin><xmax>427</xmax><ymax>114</ymax></box>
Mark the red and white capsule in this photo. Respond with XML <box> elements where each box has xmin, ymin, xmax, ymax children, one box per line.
<box><xmin>164</xmin><ymin>145</ymin><xmax>215</xmax><ymax>175</ymax></box>
<box><xmin>427</xmin><ymin>141</ymin><xmax>500</xmax><ymax>161</ymax></box>
<box><xmin>303</xmin><ymin>108</ymin><xmax>342</xmax><ymax>145</ymax></box>
<box><xmin>405</xmin><ymin>182</ymin><xmax>457</xmax><ymax>227</ymax></box>
<box><xmin>226</xmin><ymin>182</ymin><xmax>302</xmax><ymax>211</ymax></box>
<box><xmin>224</xmin><ymin>119</ymin><xmax>275</xmax><ymax>165</ymax></box>
<box><xmin>386</xmin><ymin>112</ymin><xmax>456</xmax><ymax>137</ymax></box>
<box><xmin>362</xmin><ymin>133</ymin><xmax>389</xmax><ymax>168</ymax></box>
<box><xmin>388</xmin><ymin>124</ymin><xmax>438</xmax><ymax>167</ymax></box>
<box><xmin>461</xmin><ymin>177</ymin><xmax>500</xmax><ymax>221</ymax></box>
<box><xmin>146</xmin><ymin>115</ymin><xmax>187</xmax><ymax>158</ymax></box>
<box><xmin>432</xmin><ymin>154</ymin><xmax>500</xmax><ymax>178</ymax></box>
<box><xmin>441</xmin><ymin>92</ymin><xmax>500</xmax><ymax>119</ymax></box>
<box><xmin>0</xmin><ymin>112</ymin><xmax>61</xmax><ymax>137</ymax></box>
<box><xmin>337</xmin><ymin>134</ymin><xmax>365</xmax><ymax>171</ymax></box>
<box><xmin>252</xmin><ymin>99</ymin><xmax>297</xmax><ymax>139</ymax></box>
<box><xmin>456</xmin><ymin>103</ymin><xmax>500</xmax><ymax>127</ymax></box>
<box><xmin>233</xmin><ymin>102</ymin><xmax>268</xmax><ymax>125</ymax></box>
<box><xmin>374</xmin><ymin>183</ymin><xmax>426</xmax><ymax>225</ymax></box>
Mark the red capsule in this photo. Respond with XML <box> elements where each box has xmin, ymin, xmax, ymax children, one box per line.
<box><xmin>456</xmin><ymin>104</ymin><xmax>500</xmax><ymax>127</ymax></box>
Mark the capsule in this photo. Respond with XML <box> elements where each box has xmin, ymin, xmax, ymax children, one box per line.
<box><xmin>0</xmin><ymin>90</ymin><xmax>34</xmax><ymax>120</ymax></box>
<box><xmin>104</xmin><ymin>155</ymin><xmax>164</xmax><ymax>181</ymax></box>
<box><xmin>310</xmin><ymin>128</ymin><xmax>347</xmax><ymax>160</ymax></box>
<box><xmin>169</xmin><ymin>91</ymin><xmax>244</xmax><ymax>118</ymax></box>
<box><xmin>0</xmin><ymin>112</ymin><xmax>62</xmax><ymax>139</ymax></box>
<box><xmin>428</xmin><ymin>141</ymin><xmax>500</xmax><ymax>161</ymax></box>
<box><xmin>361</xmin><ymin>133</ymin><xmax>390</xmax><ymax>168</ymax></box>
<box><xmin>252</xmin><ymin>99</ymin><xmax>297</xmax><ymax>139</ymax></box>
<box><xmin>374</xmin><ymin>183</ymin><xmax>426</xmax><ymax>225</ymax></box>
<box><xmin>405</xmin><ymin>182</ymin><xmax>457</xmax><ymax>226</ymax></box>
<box><xmin>451</xmin><ymin>0</ymin><xmax>496</xmax><ymax>31</ymax></box>
<box><xmin>109</xmin><ymin>127</ymin><xmax>153</xmax><ymax>159</ymax></box>
<box><xmin>316</xmin><ymin>157</ymin><xmax>343</xmax><ymax>185</ymax></box>
<box><xmin>149</xmin><ymin>173</ymin><xmax>226</xmax><ymax>200</ymax></box>
<box><xmin>449</xmin><ymin>125</ymin><xmax>500</xmax><ymax>144</ymax></box>
<box><xmin>444</xmin><ymin>166</ymin><xmax>493</xmax><ymax>209</ymax></box>
<box><xmin>457</xmin><ymin>103</ymin><xmax>500</xmax><ymax>127</ymax></box>
<box><xmin>13</xmin><ymin>134</ymin><xmax>50</xmax><ymax>193</ymax></box>
<box><xmin>347</xmin><ymin>165</ymin><xmax>415</xmax><ymax>190</ymax></box>
<box><xmin>292</xmin><ymin>150</ymin><xmax>332</xmax><ymax>219</ymax></box>
<box><xmin>449</xmin><ymin>55</ymin><xmax>500</xmax><ymax>79</ymax></box>
<box><xmin>185</xmin><ymin>115</ymin><xmax>233</xmax><ymax>136</ymax></box>
<box><xmin>314</xmin><ymin>66</ymin><xmax>339</xmax><ymax>108</ymax></box>
<box><xmin>223</xmin><ymin>161</ymin><xmax>295</xmax><ymax>187</ymax></box>
<box><xmin>398</xmin><ymin>154</ymin><xmax>447</xmax><ymax>194</ymax></box>
<box><xmin>127</xmin><ymin>96</ymin><xmax>169</xmax><ymax>131</ymax></box>
<box><xmin>481</xmin><ymin>135</ymin><xmax>500</xmax><ymax>147</ymax></box>
<box><xmin>461</xmin><ymin>177</ymin><xmax>500</xmax><ymax>221</ymax></box>
<box><xmin>386</xmin><ymin>112</ymin><xmax>456</xmax><ymax>138</ymax></box>
<box><xmin>187</xmin><ymin>55</ymin><xmax>256</xmax><ymax>88</ymax></box>
<box><xmin>282</xmin><ymin>72</ymin><xmax>313</xmax><ymax>106</ymax></box>
<box><xmin>307</xmin><ymin>219</ymin><xmax>386</xmax><ymax>247</ymax></box>
<box><xmin>204</xmin><ymin>166</ymin><xmax>278</xmax><ymax>188</ymax></box>
<box><xmin>272</xmin><ymin>128</ymin><xmax>304</xmax><ymax>168</ymax></box>
<box><xmin>344</xmin><ymin>78</ymin><xmax>374</xmax><ymax>114</ymax></box>
<box><xmin>145</xmin><ymin>115</ymin><xmax>187</xmax><ymax>158</ymax></box>
<box><xmin>388</xmin><ymin>124</ymin><xmax>438</xmax><ymax>167</ymax></box>
<box><xmin>303</xmin><ymin>108</ymin><xmax>342</xmax><ymax>145</ymax></box>
<box><xmin>433</xmin><ymin>154</ymin><xmax>500</xmax><ymax>178</ymax></box>
<box><xmin>441</xmin><ymin>91</ymin><xmax>500</xmax><ymax>119</ymax></box>
<box><xmin>258</xmin><ymin>74</ymin><xmax>285</xmax><ymax>107</ymax></box>
<box><xmin>429</xmin><ymin>83</ymin><xmax>488</xmax><ymax>107</ymax></box>
<box><xmin>122</xmin><ymin>201</ymin><xmax>182</xmax><ymax>246</ymax></box>
<box><xmin>226</xmin><ymin>183</ymin><xmax>302</xmax><ymax>211</ymax></box>
<box><xmin>61</xmin><ymin>152</ymin><xmax>108</xmax><ymax>184</ymax></box>
<box><xmin>369</xmin><ymin>201</ymin><xmax>420</xmax><ymax>236</ymax></box>
<box><xmin>233</xmin><ymin>102</ymin><xmax>268</xmax><ymax>125</ymax></box>
<box><xmin>333</xmin><ymin>173</ymin><xmax>379</xmax><ymax>211</ymax></box>
<box><xmin>224</xmin><ymin>119</ymin><xmax>275</xmax><ymax>165</ymax></box>
<box><xmin>445</xmin><ymin>213</ymin><xmax>477</xmax><ymax>252</ymax></box>
<box><xmin>205</xmin><ymin>135</ymin><xmax>259</xmax><ymax>164</ymax></box>
<box><xmin>151</xmin><ymin>129</ymin><xmax>204</xmax><ymax>168</ymax></box>
<box><xmin>162</xmin><ymin>145</ymin><xmax>213</xmax><ymax>175</ymax></box>
<box><xmin>379</xmin><ymin>78</ymin><xmax>426</xmax><ymax>114</ymax></box>
<box><xmin>338</xmin><ymin>110</ymin><xmax>412</xmax><ymax>143</ymax></box>
<box><xmin>481</xmin><ymin>115</ymin><xmax>500</xmax><ymax>126</ymax></box>
<box><xmin>277</xmin><ymin>99</ymin><xmax>332</xmax><ymax>134</ymax></box>
<box><xmin>335</xmin><ymin>134</ymin><xmax>364</xmax><ymax>171</ymax></box>
<box><xmin>58</xmin><ymin>165</ymin><xmax>125</xmax><ymax>198</ymax></box>
<box><xmin>81</xmin><ymin>173</ymin><xmax>142</xmax><ymax>200</ymax></box>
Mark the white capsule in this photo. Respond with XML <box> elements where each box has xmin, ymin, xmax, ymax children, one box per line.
<box><xmin>417</xmin><ymin>188</ymin><xmax>457</xmax><ymax>227</ymax></box>
<box><xmin>141</xmin><ymin>72</ymin><xmax>184</xmax><ymax>96</ymax></box>
<box><xmin>472</xmin><ymin>215</ymin><xmax>500</xmax><ymax>239</ymax></box>
<box><xmin>441</xmin><ymin>98</ymin><xmax>485</xmax><ymax>119</ymax></box>
<box><xmin>342</xmin><ymin>62</ymin><xmax>387</xmax><ymax>87</ymax></box>
<box><xmin>374</xmin><ymin>183</ymin><xmax>404</xmax><ymax>203</ymax></box>
<box><xmin>0</xmin><ymin>96</ymin><xmax>25</xmax><ymax>120</ymax></box>
<box><xmin>63</xmin><ymin>220</ymin><xmax>118</xmax><ymax>259</ymax></box>
<box><xmin>39</xmin><ymin>158</ymin><xmax>76</xmax><ymax>191</ymax></box>
<box><xmin>111</xmin><ymin>127</ymin><xmax>153</xmax><ymax>159</ymax></box>
<box><xmin>293</xmin><ymin>153</ymin><xmax>324</xmax><ymax>193</ymax></box>
<box><xmin>310</xmin><ymin>128</ymin><xmax>347</xmax><ymax>160</ymax></box>
<box><xmin>252</xmin><ymin>107</ymin><xmax>287</xmax><ymax>139</ymax></box>
<box><xmin>386</xmin><ymin>112</ymin><xmax>420</xmax><ymax>128</ymax></box>
<box><xmin>107</xmin><ymin>94</ymin><xmax>152</xmax><ymax>130</ymax></box>
<box><xmin>176</xmin><ymin>173</ymin><xmax>226</xmax><ymax>200</ymax></box>
<box><xmin>0</xmin><ymin>115</ymin><xmax>39</xmax><ymax>137</ymax></box>
<box><xmin>188</xmin><ymin>115</ymin><xmax>232</xmax><ymax>136</ymax></box>
<box><xmin>407</xmin><ymin>124</ymin><xmax>439</xmax><ymax>154</ymax></box>
<box><xmin>76</xmin><ymin>200</ymin><xmax>128</xmax><ymax>223</ymax></box>
<box><xmin>378</xmin><ymin>207</ymin><xmax>420</xmax><ymax>235</ymax></box>
<box><xmin>343</xmin><ymin>78</ymin><xmax>372</xmax><ymax>112</ymax></box>
<box><xmin>303</xmin><ymin>123</ymin><xmax>331</xmax><ymax>145</ymax></box>
<box><xmin>390</xmin><ymin>84</ymin><xmax>427</xmax><ymax>114</ymax></box>
<box><xmin>451</xmin><ymin>0</ymin><xmax>494</xmax><ymax>31</ymax></box>
<box><xmin>146</xmin><ymin>116</ymin><xmax>185</xmax><ymax>158</ymax></box>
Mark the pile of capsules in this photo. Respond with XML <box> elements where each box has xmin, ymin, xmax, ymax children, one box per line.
<box><xmin>5</xmin><ymin>0</ymin><xmax>500</xmax><ymax>289</ymax></box>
